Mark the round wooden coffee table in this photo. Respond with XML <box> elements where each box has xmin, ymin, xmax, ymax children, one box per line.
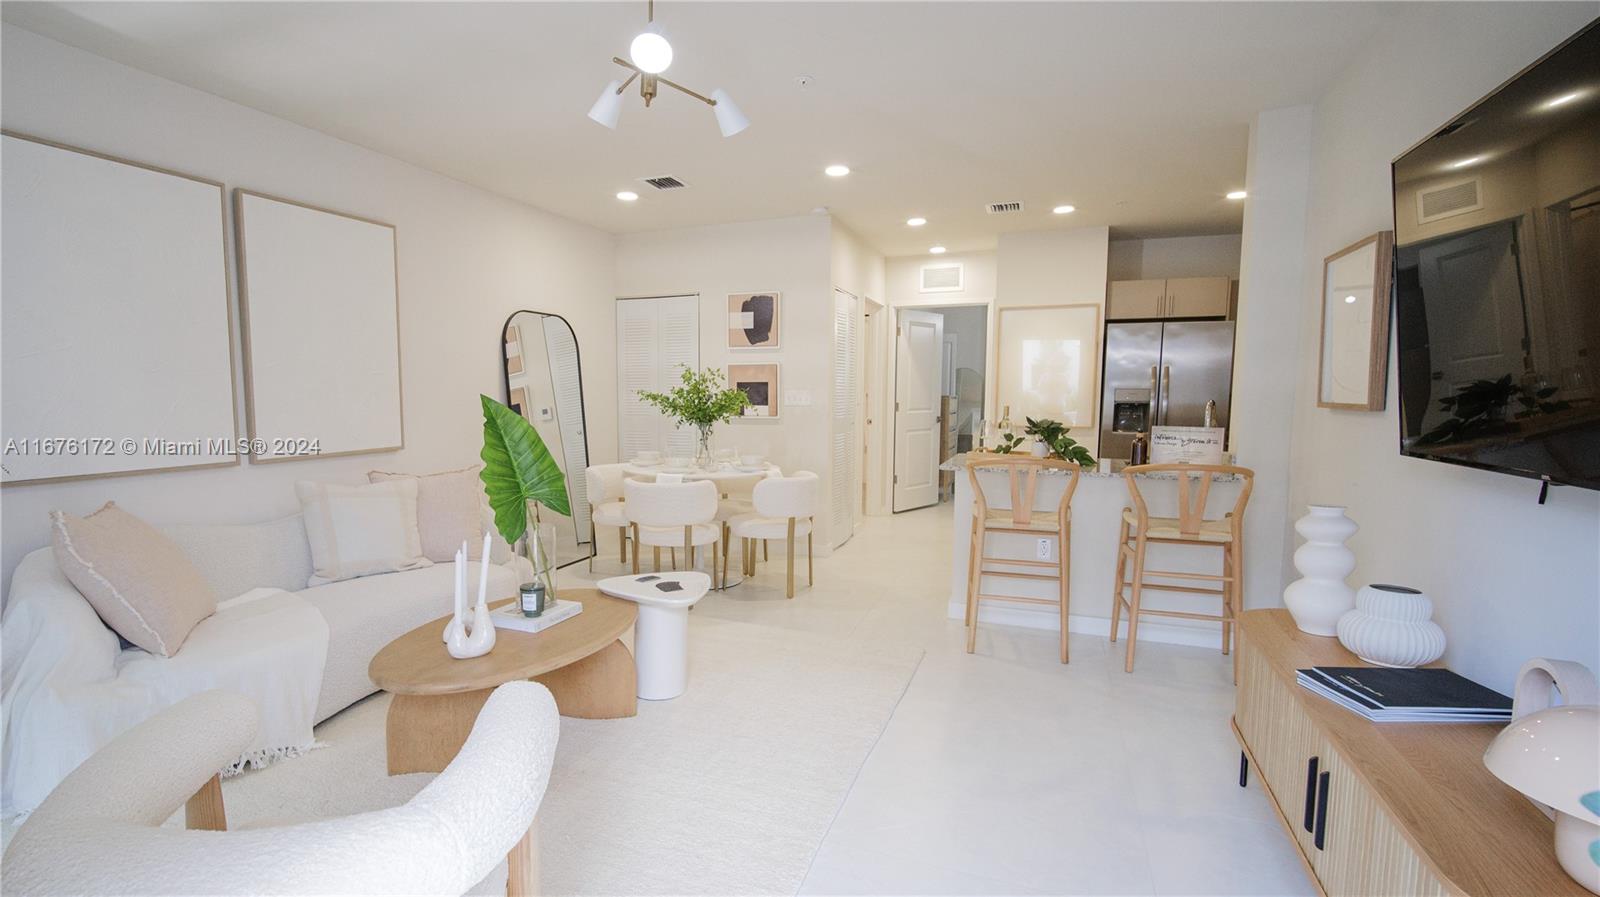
<box><xmin>369</xmin><ymin>588</ymin><xmax>637</xmax><ymax>775</ymax></box>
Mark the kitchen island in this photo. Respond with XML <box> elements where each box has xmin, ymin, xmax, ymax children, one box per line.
<box><xmin>942</xmin><ymin>454</ymin><xmax>1245</xmax><ymax>649</ymax></box>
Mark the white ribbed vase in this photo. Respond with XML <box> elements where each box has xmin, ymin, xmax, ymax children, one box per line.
<box><xmin>1282</xmin><ymin>505</ymin><xmax>1358</xmax><ymax>637</ymax></box>
<box><xmin>1336</xmin><ymin>584</ymin><xmax>1446</xmax><ymax>668</ymax></box>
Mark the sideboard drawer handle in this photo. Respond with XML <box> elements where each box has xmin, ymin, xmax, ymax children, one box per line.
<box><xmin>1303</xmin><ymin>757</ymin><xmax>1319</xmax><ymax>833</ymax></box>
<box><xmin>1314</xmin><ymin>770</ymin><xmax>1332</xmax><ymax>851</ymax></box>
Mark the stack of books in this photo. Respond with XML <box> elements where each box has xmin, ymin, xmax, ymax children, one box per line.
<box><xmin>1296</xmin><ymin>666</ymin><xmax>1512</xmax><ymax>723</ymax></box>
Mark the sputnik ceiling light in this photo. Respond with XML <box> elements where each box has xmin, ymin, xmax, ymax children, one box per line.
<box><xmin>587</xmin><ymin>0</ymin><xmax>749</xmax><ymax>137</ymax></box>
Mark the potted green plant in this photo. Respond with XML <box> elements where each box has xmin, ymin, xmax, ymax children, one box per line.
<box><xmin>1022</xmin><ymin>416</ymin><xmax>1097</xmax><ymax>468</ymax></box>
<box><xmin>637</xmin><ymin>366</ymin><xmax>751</xmax><ymax>466</ymax></box>
<box><xmin>479</xmin><ymin>394</ymin><xmax>571</xmax><ymax>596</ymax></box>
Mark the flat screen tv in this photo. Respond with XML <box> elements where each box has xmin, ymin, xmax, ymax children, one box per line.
<box><xmin>1392</xmin><ymin>19</ymin><xmax>1600</xmax><ymax>491</ymax></box>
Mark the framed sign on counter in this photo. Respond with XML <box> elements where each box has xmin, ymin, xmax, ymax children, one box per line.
<box><xmin>1149</xmin><ymin>426</ymin><xmax>1226</xmax><ymax>465</ymax></box>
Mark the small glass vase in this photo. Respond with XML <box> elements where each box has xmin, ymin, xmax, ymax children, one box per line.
<box><xmin>521</xmin><ymin>501</ymin><xmax>558</xmax><ymax>600</ymax></box>
<box><xmin>695</xmin><ymin>425</ymin><xmax>715</xmax><ymax>469</ymax></box>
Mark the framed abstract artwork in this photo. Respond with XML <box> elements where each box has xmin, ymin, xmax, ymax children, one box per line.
<box><xmin>728</xmin><ymin>362</ymin><xmax>780</xmax><ymax>418</ymax></box>
<box><xmin>728</xmin><ymin>292</ymin><xmax>780</xmax><ymax>348</ymax></box>
<box><xmin>235</xmin><ymin>189</ymin><xmax>403</xmax><ymax>461</ymax></box>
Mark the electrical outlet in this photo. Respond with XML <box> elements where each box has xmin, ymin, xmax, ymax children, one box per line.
<box><xmin>1036</xmin><ymin>539</ymin><xmax>1052</xmax><ymax>561</ymax></box>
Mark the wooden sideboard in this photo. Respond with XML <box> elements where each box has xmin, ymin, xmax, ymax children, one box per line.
<box><xmin>1233</xmin><ymin>610</ymin><xmax>1585</xmax><ymax>897</ymax></box>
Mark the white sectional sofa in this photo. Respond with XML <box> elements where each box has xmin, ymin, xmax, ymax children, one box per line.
<box><xmin>1</xmin><ymin>511</ymin><xmax>532</xmax><ymax>816</ymax></box>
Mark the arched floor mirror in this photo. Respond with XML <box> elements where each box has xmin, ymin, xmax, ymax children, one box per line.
<box><xmin>501</xmin><ymin>310</ymin><xmax>591</xmax><ymax>569</ymax></box>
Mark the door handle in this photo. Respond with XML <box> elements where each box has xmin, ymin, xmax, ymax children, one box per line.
<box><xmin>1302</xmin><ymin>757</ymin><xmax>1319</xmax><ymax>833</ymax></box>
<box><xmin>1160</xmin><ymin>365</ymin><xmax>1172</xmax><ymax>425</ymax></box>
<box><xmin>1313</xmin><ymin>770</ymin><xmax>1331</xmax><ymax>851</ymax></box>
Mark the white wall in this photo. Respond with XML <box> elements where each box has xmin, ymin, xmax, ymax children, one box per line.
<box><xmin>1286</xmin><ymin>4</ymin><xmax>1600</xmax><ymax>692</ymax></box>
<box><xmin>1233</xmin><ymin>106</ymin><xmax>1315</xmax><ymax>614</ymax></box>
<box><xmin>0</xmin><ymin>25</ymin><xmax>618</xmax><ymax>598</ymax></box>
<box><xmin>995</xmin><ymin>227</ymin><xmax>1110</xmax><ymax>454</ymax></box>
<box><xmin>613</xmin><ymin>215</ymin><xmax>844</xmax><ymax>551</ymax></box>
<box><xmin>1107</xmin><ymin>234</ymin><xmax>1242</xmax><ymax>281</ymax></box>
<box><xmin>885</xmin><ymin>251</ymin><xmax>998</xmax><ymax>308</ymax></box>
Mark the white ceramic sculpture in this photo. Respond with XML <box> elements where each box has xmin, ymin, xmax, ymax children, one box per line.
<box><xmin>446</xmin><ymin>534</ymin><xmax>496</xmax><ymax>660</ymax></box>
<box><xmin>1335</xmin><ymin>584</ymin><xmax>1446</xmax><ymax>667</ymax></box>
<box><xmin>1282</xmin><ymin>505</ymin><xmax>1358</xmax><ymax>637</ymax></box>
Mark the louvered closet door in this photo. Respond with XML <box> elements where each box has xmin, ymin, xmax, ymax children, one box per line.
<box><xmin>616</xmin><ymin>295</ymin><xmax>700</xmax><ymax>458</ymax></box>
<box><xmin>658</xmin><ymin>296</ymin><xmax>699</xmax><ymax>457</ymax></box>
<box><xmin>831</xmin><ymin>289</ymin><xmax>859</xmax><ymax>548</ymax></box>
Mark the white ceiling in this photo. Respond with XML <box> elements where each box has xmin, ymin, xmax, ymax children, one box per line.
<box><xmin>2</xmin><ymin>1</ymin><xmax>1410</xmax><ymax>256</ymax></box>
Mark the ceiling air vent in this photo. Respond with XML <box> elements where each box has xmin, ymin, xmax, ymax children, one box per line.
<box><xmin>1416</xmin><ymin>177</ymin><xmax>1482</xmax><ymax>225</ymax></box>
<box><xmin>641</xmin><ymin>175</ymin><xmax>687</xmax><ymax>190</ymax></box>
<box><xmin>921</xmin><ymin>263</ymin><xmax>965</xmax><ymax>293</ymax></box>
<box><xmin>986</xmin><ymin>200</ymin><xmax>1025</xmax><ymax>214</ymax></box>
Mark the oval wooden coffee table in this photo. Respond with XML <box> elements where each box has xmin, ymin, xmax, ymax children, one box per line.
<box><xmin>369</xmin><ymin>588</ymin><xmax>637</xmax><ymax>775</ymax></box>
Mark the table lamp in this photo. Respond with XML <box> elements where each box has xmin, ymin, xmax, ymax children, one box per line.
<box><xmin>1483</xmin><ymin>704</ymin><xmax>1600</xmax><ymax>894</ymax></box>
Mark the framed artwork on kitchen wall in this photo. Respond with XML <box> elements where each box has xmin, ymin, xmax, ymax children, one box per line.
<box><xmin>728</xmin><ymin>291</ymin><xmax>780</xmax><ymax>349</ymax></box>
<box><xmin>728</xmin><ymin>362</ymin><xmax>780</xmax><ymax>418</ymax></box>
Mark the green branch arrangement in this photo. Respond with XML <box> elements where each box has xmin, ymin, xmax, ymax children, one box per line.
<box><xmin>637</xmin><ymin>367</ymin><xmax>750</xmax><ymax>431</ymax></box>
<box><xmin>989</xmin><ymin>416</ymin><xmax>1097</xmax><ymax>468</ymax></box>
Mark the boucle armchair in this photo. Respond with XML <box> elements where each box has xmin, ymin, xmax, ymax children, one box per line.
<box><xmin>2</xmin><ymin>683</ymin><xmax>559</xmax><ymax>896</ymax></box>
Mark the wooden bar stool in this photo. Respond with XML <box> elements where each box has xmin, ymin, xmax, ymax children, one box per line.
<box><xmin>964</xmin><ymin>455</ymin><xmax>1081</xmax><ymax>663</ymax></box>
<box><xmin>1111</xmin><ymin>463</ymin><xmax>1254</xmax><ymax>676</ymax></box>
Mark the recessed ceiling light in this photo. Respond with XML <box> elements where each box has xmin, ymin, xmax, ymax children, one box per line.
<box><xmin>906</xmin><ymin>217</ymin><xmax>927</xmax><ymax>227</ymax></box>
<box><xmin>929</xmin><ymin>246</ymin><xmax>947</xmax><ymax>255</ymax></box>
<box><xmin>1053</xmin><ymin>205</ymin><xmax>1076</xmax><ymax>215</ymax></box>
<box><xmin>1344</xmin><ymin>295</ymin><xmax>1357</xmax><ymax>304</ymax></box>
<box><xmin>1449</xmin><ymin>156</ymin><xmax>1483</xmax><ymax>169</ymax></box>
<box><xmin>1541</xmin><ymin>90</ymin><xmax>1585</xmax><ymax>110</ymax></box>
<box><xmin>1226</xmin><ymin>190</ymin><xmax>1248</xmax><ymax>200</ymax></box>
<box><xmin>616</xmin><ymin>191</ymin><xmax>639</xmax><ymax>202</ymax></box>
<box><xmin>824</xmin><ymin>164</ymin><xmax>851</xmax><ymax>177</ymax></box>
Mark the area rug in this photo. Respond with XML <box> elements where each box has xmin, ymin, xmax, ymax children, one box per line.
<box><xmin>205</xmin><ymin>615</ymin><xmax>923</xmax><ymax>896</ymax></box>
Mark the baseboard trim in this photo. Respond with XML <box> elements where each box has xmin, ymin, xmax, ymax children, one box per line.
<box><xmin>945</xmin><ymin>600</ymin><xmax>1225</xmax><ymax>649</ymax></box>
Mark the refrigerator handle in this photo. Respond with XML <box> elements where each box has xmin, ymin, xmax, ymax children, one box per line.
<box><xmin>1160</xmin><ymin>365</ymin><xmax>1172</xmax><ymax>425</ymax></box>
<box><xmin>1148</xmin><ymin>365</ymin><xmax>1158</xmax><ymax>421</ymax></box>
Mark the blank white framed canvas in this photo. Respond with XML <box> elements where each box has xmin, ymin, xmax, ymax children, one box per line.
<box><xmin>1</xmin><ymin>133</ymin><xmax>237</xmax><ymax>484</ymax></box>
<box><xmin>995</xmin><ymin>303</ymin><xmax>1102</xmax><ymax>433</ymax></box>
<box><xmin>236</xmin><ymin>190</ymin><xmax>403</xmax><ymax>461</ymax></box>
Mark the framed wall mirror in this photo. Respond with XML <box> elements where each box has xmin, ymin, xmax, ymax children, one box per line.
<box><xmin>502</xmin><ymin>310</ymin><xmax>591</xmax><ymax>569</ymax></box>
<box><xmin>1318</xmin><ymin>231</ymin><xmax>1395</xmax><ymax>410</ymax></box>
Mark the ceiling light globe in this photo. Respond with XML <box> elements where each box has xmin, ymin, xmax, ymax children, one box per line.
<box><xmin>824</xmin><ymin>164</ymin><xmax>851</xmax><ymax>177</ymax></box>
<box><xmin>929</xmin><ymin>246</ymin><xmax>947</xmax><ymax>255</ymax></box>
<box><xmin>629</xmin><ymin>31</ymin><xmax>673</xmax><ymax>74</ymax></box>
<box><xmin>1226</xmin><ymin>190</ymin><xmax>1248</xmax><ymax>200</ymax></box>
<box><xmin>1053</xmin><ymin>205</ymin><xmax>1075</xmax><ymax>214</ymax></box>
<box><xmin>906</xmin><ymin>217</ymin><xmax>927</xmax><ymax>227</ymax></box>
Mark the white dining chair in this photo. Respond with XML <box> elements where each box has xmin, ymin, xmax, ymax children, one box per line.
<box><xmin>585</xmin><ymin>464</ymin><xmax>632</xmax><ymax>572</ymax></box>
<box><xmin>624</xmin><ymin>478</ymin><xmax>723</xmax><ymax>588</ymax></box>
<box><xmin>712</xmin><ymin>471</ymin><xmax>765</xmax><ymax>580</ymax></box>
<box><xmin>730</xmin><ymin>471</ymin><xmax>818</xmax><ymax>599</ymax></box>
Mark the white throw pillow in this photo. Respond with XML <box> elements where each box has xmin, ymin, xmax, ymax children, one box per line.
<box><xmin>368</xmin><ymin>465</ymin><xmax>486</xmax><ymax>563</ymax></box>
<box><xmin>295</xmin><ymin>479</ymin><xmax>432</xmax><ymax>586</ymax></box>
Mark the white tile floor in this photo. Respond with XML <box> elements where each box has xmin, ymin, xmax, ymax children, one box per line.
<box><xmin>568</xmin><ymin>504</ymin><xmax>1316</xmax><ymax>897</ymax></box>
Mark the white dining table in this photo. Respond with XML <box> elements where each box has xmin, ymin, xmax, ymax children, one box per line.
<box><xmin>620</xmin><ymin>461</ymin><xmax>778</xmax><ymax>482</ymax></box>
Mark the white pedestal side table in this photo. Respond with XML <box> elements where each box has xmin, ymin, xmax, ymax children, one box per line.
<box><xmin>596</xmin><ymin>571</ymin><xmax>711</xmax><ymax>700</ymax></box>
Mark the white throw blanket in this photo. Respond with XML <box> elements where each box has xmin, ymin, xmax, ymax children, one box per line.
<box><xmin>2</xmin><ymin>556</ymin><xmax>328</xmax><ymax>815</ymax></box>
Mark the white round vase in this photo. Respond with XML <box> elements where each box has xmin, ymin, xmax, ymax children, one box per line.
<box><xmin>1336</xmin><ymin>584</ymin><xmax>1446</xmax><ymax>668</ymax></box>
<box><xmin>1283</xmin><ymin>505</ymin><xmax>1358</xmax><ymax>637</ymax></box>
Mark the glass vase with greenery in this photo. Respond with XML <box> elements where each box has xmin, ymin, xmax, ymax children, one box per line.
<box><xmin>637</xmin><ymin>367</ymin><xmax>751</xmax><ymax>466</ymax></box>
<box><xmin>479</xmin><ymin>394</ymin><xmax>571</xmax><ymax>596</ymax></box>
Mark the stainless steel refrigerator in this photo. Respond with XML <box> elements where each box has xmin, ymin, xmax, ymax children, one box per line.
<box><xmin>1099</xmin><ymin>321</ymin><xmax>1236</xmax><ymax>461</ymax></box>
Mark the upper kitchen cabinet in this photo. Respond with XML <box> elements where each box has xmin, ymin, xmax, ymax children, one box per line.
<box><xmin>1164</xmin><ymin>276</ymin><xmax>1231</xmax><ymax>317</ymax></box>
<box><xmin>1107</xmin><ymin>276</ymin><xmax>1231</xmax><ymax>319</ymax></box>
<box><xmin>1106</xmin><ymin>279</ymin><xmax>1167</xmax><ymax>319</ymax></box>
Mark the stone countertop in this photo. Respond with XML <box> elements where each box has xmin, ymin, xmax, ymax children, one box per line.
<box><xmin>940</xmin><ymin>453</ymin><xmax>1242</xmax><ymax>482</ymax></box>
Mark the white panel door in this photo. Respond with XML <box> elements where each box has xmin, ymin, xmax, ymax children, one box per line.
<box><xmin>616</xmin><ymin>295</ymin><xmax>700</xmax><ymax>458</ymax></box>
<box><xmin>831</xmin><ymin>289</ymin><xmax>860</xmax><ymax>547</ymax></box>
<box><xmin>893</xmin><ymin>309</ymin><xmax>944</xmax><ymax>512</ymax></box>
